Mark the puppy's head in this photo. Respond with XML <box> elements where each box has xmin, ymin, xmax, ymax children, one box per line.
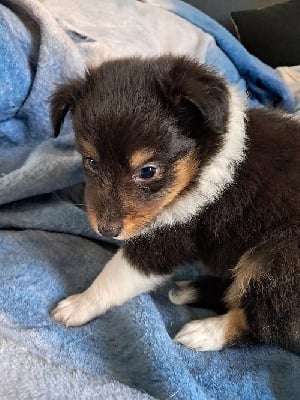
<box><xmin>51</xmin><ymin>56</ymin><xmax>229</xmax><ymax>239</ymax></box>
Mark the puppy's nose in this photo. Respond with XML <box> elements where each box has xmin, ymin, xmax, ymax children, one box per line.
<box><xmin>97</xmin><ymin>223</ymin><xmax>122</xmax><ymax>238</ymax></box>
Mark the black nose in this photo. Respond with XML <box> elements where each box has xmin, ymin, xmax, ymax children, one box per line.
<box><xmin>97</xmin><ymin>223</ymin><xmax>122</xmax><ymax>238</ymax></box>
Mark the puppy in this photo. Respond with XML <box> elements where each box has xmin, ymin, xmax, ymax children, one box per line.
<box><xmin>50</xmin><ymin>55</ymin><xmax>300</xmax><ymax>351</ymax></box>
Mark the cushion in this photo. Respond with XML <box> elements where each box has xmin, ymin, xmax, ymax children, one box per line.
<box><xmin>231</xmin><ymin>0</ymin><xmax>300</xmax><ymax>67</ymax></box>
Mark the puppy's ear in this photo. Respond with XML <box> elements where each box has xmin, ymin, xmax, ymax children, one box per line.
<box><xmin>50</xmin><ymin>79</ymin><xmax>83</xmax><ymax>137</ymax></box>
<box><xmin>158</xmin><ymin>57</ymin><xmax>230</xmax><ymax>134</ymax></box>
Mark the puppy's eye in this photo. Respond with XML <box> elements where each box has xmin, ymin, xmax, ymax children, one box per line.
<box><xmin>83</xmin><ymin>157</ymin><xmax>97</xmax><ymax>173</ymax></box>
<box><xmin>140</xmin><ymin>166</ymin><xmax>157</xmax><ymax>179</ymax></box>
<box><xmin>133</xmin><ymin>164</ymin><xmax>160</xmax><ymax>184</ymax></box>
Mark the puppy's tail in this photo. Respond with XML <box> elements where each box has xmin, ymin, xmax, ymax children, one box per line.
<box><xmin>169</xmin><ymin>276</ymin><xmax>230</xmax><ymax>314</ymax></box>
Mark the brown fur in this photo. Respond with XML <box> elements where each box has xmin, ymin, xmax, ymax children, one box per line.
<box><xmin>225</xmin><ymin>249</ymin><xmax>267</xmax><ymax>308</ymax></box>
<box><xmin>224</xmin><ymin>308</ymin><xmax>248</xmax><ymax>343</ymax></box>
<box><xmin>86</xmin><ymin>205</ymin><xmax>98</xmax><ymax>232</ymax></box>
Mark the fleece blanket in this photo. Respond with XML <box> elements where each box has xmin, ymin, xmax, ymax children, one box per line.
<box><xmin>0</xmin><ymin>0</ymin><xmax>299</xmax><ymax>399</ymax></box>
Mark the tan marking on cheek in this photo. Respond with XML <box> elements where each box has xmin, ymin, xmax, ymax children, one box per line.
<box><xmin>122</xmin><ymin>151</ymin><xmax>198</xmax><ymax>238</ymax></box>
<box><xmin>162</xmin><ymin>151</ymin><xmax>198</xmax><ymax>207</ymax></box>
<box><xmin>225</xmin><ymin>249</ymin><xmax>267</xmax><ymax>308</ymax></box>
<box><xmin>88</xmin><ymin>211</ymin><xmax>98</xmax><ymax>232</ymax></box>
<box><xmin>122</xmin><ymin>203</ymin><xmax>161</xmax><ymax>238</ymax></box>
<box><xmin>86</xmin><ymin>204</ymin><xmax>98</xmax><ymax>233</ymax></box>
<box><xmin>129</xmin><ymin>148</ymin><xmax>154</xmax><ymax>169</ymax></box>
<box><xmin>224</xmin><ymin>308</ymin><xmax>248</xmax><ymax>343</ymax></box>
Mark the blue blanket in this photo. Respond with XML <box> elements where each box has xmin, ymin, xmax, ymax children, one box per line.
<box><xmin>0</xmin><ymin>0</ymin><xmax>299</xmax><ymax>399</ymax></box>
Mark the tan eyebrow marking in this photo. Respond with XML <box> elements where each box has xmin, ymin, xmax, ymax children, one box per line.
<box><xmin>129</xmin><ymin>148</ymin><xmax>154</xmax><ymax>169</ymax></box>
<box><xmin>77</xmin><ymin>139</ymin><xmax>99</xmax><ymax>160</ymax></box>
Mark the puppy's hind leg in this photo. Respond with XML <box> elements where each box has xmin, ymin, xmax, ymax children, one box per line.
<box><xmin>175</xmin><ymin>227</ymin><xmax>300</xmax><ymax>351</ymax></box>
<box><xmin>225</xmin><ymin>227</ymin><xmax>300</xmax><ymax>350</ymax></box>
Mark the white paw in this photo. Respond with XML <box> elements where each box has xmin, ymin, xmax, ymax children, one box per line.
<box><xmin>174</xmin><ymin>316</ymin><xmax>227</xmax><ymax>351</ymax></box>
<box><xmin>51</xmin><ymin>291</ymin><xmax>100</xmax><ymax>327</ymax></box>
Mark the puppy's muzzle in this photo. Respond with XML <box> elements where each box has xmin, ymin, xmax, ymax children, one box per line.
<box><xmin>97</xmin><ymin>223</ymin><xmax>122</xmax><ymax>238</ymax></box>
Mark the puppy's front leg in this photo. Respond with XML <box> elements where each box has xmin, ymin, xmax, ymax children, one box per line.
<box><xmin>51</xmin><ymin>248</ymin><xmax>167</xmax><ymax>327</ymax></box>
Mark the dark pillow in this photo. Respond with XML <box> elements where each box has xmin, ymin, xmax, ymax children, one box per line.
<box><xmin>231</xmin><ymin>0</ymin><xmax>300</xmax><ymax>67</ymax></box>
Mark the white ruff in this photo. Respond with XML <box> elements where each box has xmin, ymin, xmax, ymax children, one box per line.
<box><xmin>149</xmin><ymin>85</ymin><xmax>247</xmax><ymax>229</ymax></box>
